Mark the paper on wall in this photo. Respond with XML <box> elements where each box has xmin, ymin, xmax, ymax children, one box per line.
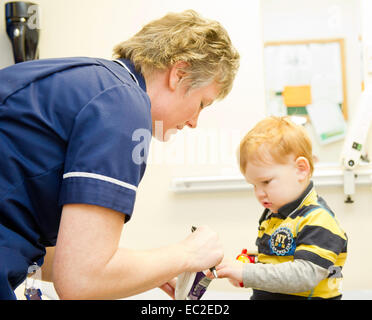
<box><xmin>307</xmin><ymin>101</ymin><xmax>346</xmax><ymax>145</ymax></box>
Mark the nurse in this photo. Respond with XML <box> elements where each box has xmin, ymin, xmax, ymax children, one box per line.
<box><xmin>0</xmin><ymin>10</ymin><xmax>240</xmax><ymax>299</ymax></box>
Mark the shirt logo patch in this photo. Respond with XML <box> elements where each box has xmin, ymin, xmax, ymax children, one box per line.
<box><xmin>269</xmin><ymin>227</ymin><xmax>296</xmax><ymax>256</ymax></box>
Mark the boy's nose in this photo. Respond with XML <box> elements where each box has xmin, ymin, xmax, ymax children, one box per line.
<box><xmin>255</xmin><ymin>187</ymin><xmax>266</xmax><ymax>199</ymax></box>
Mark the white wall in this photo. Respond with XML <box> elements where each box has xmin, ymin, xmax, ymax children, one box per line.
<box><xmin>1</xmin><ymin>0</ymin><xmax>372</xmax><ymax>296</ymax></box>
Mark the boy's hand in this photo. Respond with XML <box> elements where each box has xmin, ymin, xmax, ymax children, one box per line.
<box><xmin>206</xmin><ymin>258</ymin><xmax>244</xmax><ymax>288</ymax></box>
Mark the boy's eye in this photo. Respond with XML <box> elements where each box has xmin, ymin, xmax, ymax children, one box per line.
<box><xmin>263</xmin><ymin>179</ymin><xmax>271</xmax><ymax>185</ymax></box>
<box><xmin>200</xmin><ymin>102</ymin><xmax>204</xmax><ymax>109</ymax></box>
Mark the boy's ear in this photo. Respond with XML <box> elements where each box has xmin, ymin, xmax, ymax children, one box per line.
<box><xmin>295</xmin><ymin>156</ymin><xmax>310</xmax><ymax>181</ymax></box>
<box><xmin>169</xmin><ymin>61</ymin><xmax>189</xmax><ymax>91</ymax></box>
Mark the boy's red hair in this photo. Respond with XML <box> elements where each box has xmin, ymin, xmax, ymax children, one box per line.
<box><xmin>239</xmin><ymin>116</ymin><xmax>314</xmax><ymax>176</ymax></box>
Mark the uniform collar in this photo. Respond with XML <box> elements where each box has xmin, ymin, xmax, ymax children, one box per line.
<box><xmin>114</xmin><ymin>58</ymin><xmax>147</xmax><ymax>92</ymax></box>
<box><xmin>277</xmin><ymin>181</ymin><xmax>315</xmax><ymax>218</ymax></box>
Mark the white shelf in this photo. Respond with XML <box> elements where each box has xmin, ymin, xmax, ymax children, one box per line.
<box><xmin>171</xmin><ymin>164</ymin><xmax>372</xmax><ymax>193</ymax></box>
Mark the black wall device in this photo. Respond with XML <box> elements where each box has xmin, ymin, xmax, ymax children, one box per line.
<box><xmin>5</xmin><ymin>1</ymin><xmax>40</xmax><ymax>64</ymax></box>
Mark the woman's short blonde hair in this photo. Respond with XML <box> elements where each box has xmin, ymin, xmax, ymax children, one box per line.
<box><xmin>238</xmin><ymin>116</ymin><xmax>314</xmax><ymax>176</ymax></box>
<box><xmin>113</xmin><ymin>9</ymin><xmax>240</xmax><ymax>100</ymax></box>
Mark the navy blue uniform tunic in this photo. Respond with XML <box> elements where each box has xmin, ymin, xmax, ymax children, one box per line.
<box><xmin>0</xmin><ymin>57</ymin><xmax>152</xmax><ymax>299</ymax></box>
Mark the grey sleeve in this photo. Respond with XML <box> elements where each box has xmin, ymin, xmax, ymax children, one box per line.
<box><xmin>242</xmin><ymin>259</ymin><xmax>329</xmax><ymax>294</ymax></box>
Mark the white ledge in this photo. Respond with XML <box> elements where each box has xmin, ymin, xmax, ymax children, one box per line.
<box><xmin>170</xmin><ymin>163</ymin><xmax>372</xmax><ymax>193</ymax></box>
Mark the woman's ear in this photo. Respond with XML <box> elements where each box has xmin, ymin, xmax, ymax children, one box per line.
<box><xmin>168</xmin><ymin>61</ymin><xmax>189</xmax><ymax>91</ymax></box>
<box><xmin>295</xmin><ymin>156</ymin><xmax>311</xmax><ymax>181</ymax></box>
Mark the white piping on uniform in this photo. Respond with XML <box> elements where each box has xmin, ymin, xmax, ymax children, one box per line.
<box><xmin>63</xmin><ymin>172</ymin><xmax>137</xmax><ymax>192</ymax></box>
<box><xmin>113</xmin><ymin>59</ymin><xmax>139</xmax><ymax>86</ymax></box>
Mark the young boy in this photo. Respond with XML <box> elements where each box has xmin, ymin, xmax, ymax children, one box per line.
<box><xmin>216</xmin><ymin>116</ymin><xmax>347</xmax><ymax>300</ymax></box>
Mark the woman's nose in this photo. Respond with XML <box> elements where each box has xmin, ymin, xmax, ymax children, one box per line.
<box><xmin>186</xmin><ymin>114</ymin><xmax>199</xmax><ymax>128</ymax></box>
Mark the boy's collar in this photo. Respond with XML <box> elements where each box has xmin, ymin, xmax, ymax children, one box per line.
<box><xmin>277</xmin><ymin>181</ymin><xmax>315</xmax><ymax>218</ymax></box>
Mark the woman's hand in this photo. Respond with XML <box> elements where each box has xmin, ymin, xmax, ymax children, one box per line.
<box><xmin>180</xmin><ymin>225</ymin><xmax>224</xmax><ymax>273</ymax></box>
<box><xmin>159</xmin><ymin>278</ymin><xmax>176</xmax><ymax>299</ymax></box>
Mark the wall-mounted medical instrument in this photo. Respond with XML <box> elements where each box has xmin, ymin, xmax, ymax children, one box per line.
<box><xmin>5</xmin><ymin>1</ymin><xmax>40</xmax><ymax>64</ymax></box>
<box><xmin>341</xmin><ymin>90</ymin><xmax>372</xmax><ymax>202</ymax></box>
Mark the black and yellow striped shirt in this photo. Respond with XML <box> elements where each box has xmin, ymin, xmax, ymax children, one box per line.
<box><xmin>255</xmin><ymin>181</ymin><xmax>347</xmax><ymax>299</ymax></box>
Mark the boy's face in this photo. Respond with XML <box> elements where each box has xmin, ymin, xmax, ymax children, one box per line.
<box><xmin>244</xmin><ymin>155</ymin><xmax>310</xmax><ymax>213</ymax></box>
